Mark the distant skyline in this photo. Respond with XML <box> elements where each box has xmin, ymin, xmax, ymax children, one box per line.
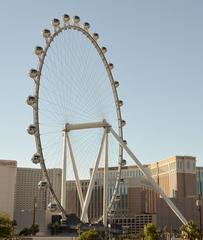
<box><xmin>0</xmin><ymin>0</ymin><xmax>203</xmax><ymax>168</ymax></box>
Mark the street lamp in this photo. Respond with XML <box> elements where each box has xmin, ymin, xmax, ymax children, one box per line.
<box><xmin>196</xmin><ymin>196</ymin><xmax>202</xmax><ymax>238</ymax></box>
<box><xmin>197</xmin><ymin>170</ymin><xmax>203</xmax><ymax>239</ymax></box>
<box><xmin>196</xmin><ymin>198</ymin><xmax>202</xmax><ymax>239</ymax></box>
<box><xmin>20</xmin><ymin>208</ymin><xmax>33</xmax><ymax>231</ymax></box>
<box><xmin>108</xmin><ymin>223</ymin><xmax>111</xmax><ymax>240</ymax></box>
<box><xmin>33</xmin><ymin>196</ymin><xmax>37</xmax><ymax>226</ymax></box>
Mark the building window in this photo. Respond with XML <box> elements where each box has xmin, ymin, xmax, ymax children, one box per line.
<box><xmin>159</xmin><ymin>165</ymin><xmax>169</xmax><ymax>173</ymax></box>
<box><xmin>170</xmin><ymin>162</ymin><xmax>176</xmax><ymax>170</ymax></box>
<box><xmin>187</xmin><ymin>161</ymin><xmax>190</xmax><ymax>170</ymax></box>
<box><xmin>178</xmin><ymin>161</ymin><xmax>183</xmax><ymax>170</ymax></box>
<box><xmin>172</xmin><ymin>189</ymin><xmax>177</xmax><ymax>198</ymax></box>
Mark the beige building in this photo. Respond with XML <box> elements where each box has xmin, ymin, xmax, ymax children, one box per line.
<box><xmin>65</xmin><ymin>155</ymin><xmax>198</xmax><ymax>233</ymax></box>
<box><xmin>14</xmin><ymin>167</ymin><xmax>61</xmax><ymax>234</ymax></box>
<box><xmin>66</xmin><ymin>166</ymin><xmax>157</xmax><ymax>233</ymax></box>
<box><xmin>149</xmin><ymin>155</ymin><xmax>196</xmax><ymax>198</ymax></box>
<box><xmin>152</xmin><ymin>156</ymin><xmax>199</xmax><ymax>230</ymax></box>
<box><xmin>66</xmin><ymin>179</ymin><xmax>103</xmax><ymax>222</ymax></box>
<box><xmin>0</xmin><ymin>160</ymin><xmax>17</xmax><ymax>218</ymax></box>
<box><xmin>12</xmin><ymin>155</ymin><xmax>201</xmax><ymax>234</ymax></box>
<box><xmin>110</xmin><ymin>176</ymin><xmax>157</xmax><ymax>233</ymax></box>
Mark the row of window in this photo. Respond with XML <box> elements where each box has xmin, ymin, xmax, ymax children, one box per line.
<box><xmin>177</xmin><ymin>160</ymin><xmax>195</xmax><ymax>171</ymax></box>
<box><xmin>96</xmin><ymin>169</ymin><xmax>143</xmax><ymax>179</ymax></box>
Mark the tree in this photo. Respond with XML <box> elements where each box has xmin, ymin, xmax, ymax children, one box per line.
<box><xmin>19</xmin><ymin>227</ymin><xmax>32</xmax><ymax>236</ymax></box>
<box><xmin>180</xmin><ymin>220</ymin><xmax>200</xmax><ymax>240</ymax></box>
<box><xmin>31</xmin><ymin>223</ymin><xmax>39</xmax><ymax>235</ymax></box>
<box><xmin>0</xmin><ymin>212</ymin><xmax>15</xmax><ymax>238</ymax></box>
<box><xmin>143</xmin><ymin>223</ymin><xmax>160</xmax><ymax>240</ymax></box>
<box><xmin>135</xmin><ymin>229</ymin><xmax>144</xmax><ymax>239</ymax></box>
<box><xmin>19</xmin><ymin>224</ymin><xmax>39</xmax><ymax>236</ymax></box>
<box><xmin>11</xmin><ymin>219</ymin><xmax>17</xmax><ymax>227</ymax></box>
<box><xmin>78</xmin><ymin>229</ymin><xmax>100</xmax><ymax>240</ymax></box>
<box><xmin>48</xmin><ymin>222</ymin><xmax>60</xmax><ymax>235</ymax></box>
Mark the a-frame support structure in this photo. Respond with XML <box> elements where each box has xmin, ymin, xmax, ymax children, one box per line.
<box><xmin>60</xmin><ymin>121</ymin><xmax>187</xmax><ymax>226</ymax></box>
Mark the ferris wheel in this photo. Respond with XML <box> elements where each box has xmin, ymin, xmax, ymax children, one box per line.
<box><xmin>27</xmin><ymin>14</ymin><xmax>187</xmax><ymax>226</ymax></box>
<box><xmin>27</xmin><ymin>15</ymin><xmax>126</xmax><ymax>225</ymax></box>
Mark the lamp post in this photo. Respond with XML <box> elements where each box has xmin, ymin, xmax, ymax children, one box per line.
<box><xmin>32</xmin><ymin>196</ymin><xmax>37</xmax><ymax>226</ymax></box>
<box><xmin>20</xmin><ymin>208</ymin><xmax>32</xmax><ymax>229</ymax></box>
<box><xmin>196</xmin><ymin>196</ymin><xmax>202</xmax><ymax>239</ymax></box>
<box><xmin>108</xmin><ymin>223</ymin><xmax>111</xmax><ymax>240</ymax></box>
<box><xmin>197</xmin><ymin>170</ymin><xmax>202</xmax><ymax>239</ymax></box>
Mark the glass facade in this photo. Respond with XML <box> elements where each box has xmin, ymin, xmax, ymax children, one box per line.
<box><xmin>196</xmin><ymin>168</ymin><xmax>203</xmax><ymax>196</ymax></box>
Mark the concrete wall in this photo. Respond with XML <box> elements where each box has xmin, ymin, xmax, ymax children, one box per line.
<box><xmin>157</xmin><ymin>197</ymin><xmax>200</xmax><ymax>231</ymax></box>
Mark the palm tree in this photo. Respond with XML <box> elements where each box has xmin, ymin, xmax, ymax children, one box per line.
<box><xmin>78</xmin><ymin>229</ymin><xmax>99</xmax><ymax>240</ymax></box>
<box><xmin>31</xmin><ymin>223</ymin><xmax>39</xmax><ymax>236</ymax></box>
<box><xmin>143</xmin><ymin>223</ymin><xmax>160</xmax><ymax>240</ymax></box>
<box><xmin>180</xmin><ymin>220</ymin><xmax>201</xmax><ymax>240</ymax></box>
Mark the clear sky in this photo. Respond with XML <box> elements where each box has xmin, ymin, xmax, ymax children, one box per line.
<box><xmin>0</xmin><ymin>0</ymin><xmax>202</xmax><ymax>168</ymax></box>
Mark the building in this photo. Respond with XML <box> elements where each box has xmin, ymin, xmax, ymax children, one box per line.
<box><xmin>196</xmin><ymin>166</ymin><xmax>203</xmax><ymax>196</ymax></box>
<box><xmin>66</xmin><ymin>179</ymin><xmax>89</xmax><ymax>217</ymax></box>
<box><xmin>0</xmin><ymin>160</ymin><xmax>17</xmax><ymax>218</ymax></box>
<box><xmin>151</xmin><ymin>156</ymin><xmax>198</xmax><ymax>230</ymax></box>
<box><xmin>65</xmin><ymin>155</ymin><xmax>199</xmax><ymax>233</ymax></box>
<box><xmin>92</xmin><ymin>166</ymin><xmax>157</xmax><ymax>233</ymax></box>
<box><xmin>157</xmin><ymin>197</ymin><xmax>199</xmax><ymax>231</ymax></box>
<box><xmin>66</xmin><ymin>179</ymin><xmax>103</xmax><ymax>223</ymax></box>
<box><xmin>64</xmin><ymin>166</ymin><xmax>157</xmax><ymax>233</ymax></box>
<box><xmin>13</xmin><ymin>155</ymin><xmax>202</xmax><ymax>234</ymax></box>
<box><xmin>149</xmin><ymin>155</ymin><xmax>196</xmax><ymax>198</ymax></box>
<box><xmin>14</xmin><ymin>167</ymin><xmax>61</xmax><ymax>234</ymax></box>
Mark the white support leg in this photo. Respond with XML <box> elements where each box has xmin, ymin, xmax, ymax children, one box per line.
<box><xmin>61</xmin><ymin>133</ymin><xmax>67</xmax><ymax>213</ymax></box>
<box><xmin>66</xmin><ymin>133</ymin><xmax>85</xmax><ymax>214</ymax></box>
<box><xmin>110</xmin><ymin>127</ymin><xmax>187</xmax><ymax>225</ymax></box>
<box><xmin>80</xmin><ymin>130</ymin><xmax>106</xmax><ymax>222</ymax></box>
<box><xmin>103</xmin><ymin>129</ymin><xmax>109</xmax><ymax>227</ymax></box>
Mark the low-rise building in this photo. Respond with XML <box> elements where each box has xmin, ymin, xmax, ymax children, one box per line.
<box><xmin>65</xmin><ymin>155</ymin><xmax>200</xmax><ymax>233</ymax></box>
<box><xmin>12</xmin><ymin>155</ymin><xmax>202</xmax><ymax>234</ymax></box>
<box><xmin>14</xmin><ymin>167</ymin><xmax>61</xmax><ymax>234</ymax></box>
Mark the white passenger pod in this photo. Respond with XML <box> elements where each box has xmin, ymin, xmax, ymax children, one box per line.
<box><xmin>38</xmin><ymin>180</ymin><xmax>47</xmax><ymax>189</ymax></box>
<box><xmin>47</xmin><ymin>202</ymin><xmax>58</xmax><ymax>212</ymax></box>
<box><xmin>27</xmin><ymin>124</ymin><xmax>37</xmax><ymax>135</ymax></box>
<box><xmin>31</xmin><ymin>153</ymin><xmax>41</xmax><ymax>164</ymax></box>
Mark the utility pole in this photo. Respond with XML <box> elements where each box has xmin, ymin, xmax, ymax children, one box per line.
<box><xmin>33</xmin><ymin>196</ymin><xmax>37</xmax><ymax>226</ymax></box>
<box><xmin>197</xmin><ymin>170</ymin><xmax>203</xmax><ymax>239</ymax></box>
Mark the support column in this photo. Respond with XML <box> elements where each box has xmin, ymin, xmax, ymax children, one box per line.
<box><xmin>110</xmin><ymin>127</ymin><xmax>187</xmax><ymax>225</ymax></box>
<box><xmin>81</xmin><ymin>130</ymin><xmax>106</xmax><ymax>222</ymax></box>
<box><xmin>103</xmin><ymin>128</ymin><xmax>109</xmax><ymax>227</ymax></box>
<box><xmin>66</xmin><ymin>133</ymin><xmax>85</xmax><ymax>219</ymax></box>
<box><xmin>61</xmin><ymin>132</ymin><xmax>67</xmax><ymax>212</ymax></box>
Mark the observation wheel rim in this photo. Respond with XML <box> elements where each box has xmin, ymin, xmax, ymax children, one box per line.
<box><xmin>30</xmin><ymin>19</ymin><xmax>125</xmax><ymax>221</ymax></box>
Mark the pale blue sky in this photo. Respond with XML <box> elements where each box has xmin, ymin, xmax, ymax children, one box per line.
<box><xmin>0</xmin><ymin>0</ymin><xmax>202</xmax><ymax>167</ymax></box>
